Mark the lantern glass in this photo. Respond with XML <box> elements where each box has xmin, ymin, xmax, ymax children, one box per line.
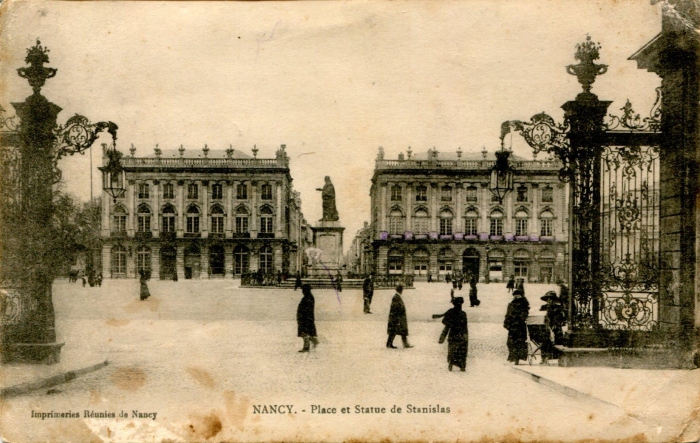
<box><xmin>489</xmin><ymin>150</ymin><xmax>514</xmax><ymax>203</ymax></box>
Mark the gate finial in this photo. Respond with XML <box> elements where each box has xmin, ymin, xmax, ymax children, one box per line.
<box><xmin>566</xmin><ymin>35</ymin><xmax>608</xmax><ymax>98</ymax></box>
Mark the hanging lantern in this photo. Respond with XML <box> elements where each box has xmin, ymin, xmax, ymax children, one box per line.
<box><xmin>489</xmin><ymin>149</ymin><xmax>514</xmax><ymax>204</ymax></box>
<box><xmin>102</xmin><ymin>146</ymin><xmax>126</xmax><ymax>202</ymax></box>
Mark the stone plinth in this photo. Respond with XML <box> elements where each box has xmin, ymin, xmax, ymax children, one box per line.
<box><xmin>310</xmin><ymin>220</ymin><xmax>345</xmax><ymax>277</ymax></box>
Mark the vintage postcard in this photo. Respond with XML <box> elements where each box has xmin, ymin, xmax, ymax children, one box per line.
<box><xmin>1</xmin><ymin>0</ymin><xmax>699</xmax><ymax>442</ymax></box>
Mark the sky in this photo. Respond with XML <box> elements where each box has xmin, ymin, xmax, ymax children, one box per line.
<box><xmin>0</xmin><ymin>0</ymin><xmax>662</xmax><ymax>251</ymax></box>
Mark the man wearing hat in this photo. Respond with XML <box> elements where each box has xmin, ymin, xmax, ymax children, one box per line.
<box><xmin>504</xmin><ymin>288</ymin><xmax>529</xmax><ymax>364</ymax></box>
<box><xmin>439</xmin><ymin>295</ymin><xmax>468</xmax><ymax>371</ymax></box>
<box><xmin>387</xmin><ymin>285</ymin><xmax>412</xmax><ymax>349</ymax></box>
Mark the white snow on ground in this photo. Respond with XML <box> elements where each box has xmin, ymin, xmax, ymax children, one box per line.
<box><xmin>1</xmin><ymin>280</ymin><xmax>659</xmax><ymax>442</ymax></box>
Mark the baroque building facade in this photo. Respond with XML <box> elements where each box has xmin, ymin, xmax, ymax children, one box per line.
<box><xmin>100</xmin><ymin>144</ymin><xmax>311</xmax><ymax>279</ymax></box>
<box><xmin>361</xmin><ymin>148</ymin><xmax>568</xmax><ymax>283</ymax></box>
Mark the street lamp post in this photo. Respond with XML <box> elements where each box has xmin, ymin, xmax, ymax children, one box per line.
<box><xmin>0</xmin><ymin>40</ymin><xmax>119</xmax><ymax>364</ymax></box>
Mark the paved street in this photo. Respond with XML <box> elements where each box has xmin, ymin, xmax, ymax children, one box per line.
<box><xmin>2</xmin><ymin>280</ymin><xmax>652</xmax><ymax>442</ymax></box>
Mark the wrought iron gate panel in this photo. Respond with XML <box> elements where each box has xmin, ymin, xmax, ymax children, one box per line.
<box><xmin>599</xmin><ymin>143</ymin><xmax>660</xmax><ymax>330</ymax></box>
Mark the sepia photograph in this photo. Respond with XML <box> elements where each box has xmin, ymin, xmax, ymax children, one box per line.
<box><xmin>0</xmin><ymin>0</ymin><xmax>699</xmax><ymax>441</ymax></box>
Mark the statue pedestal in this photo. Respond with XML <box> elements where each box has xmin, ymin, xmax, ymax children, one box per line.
<box><xmin>310</xmin><ymin>220</ymin><xmax>345</xmax><ymax>277</ymax></box>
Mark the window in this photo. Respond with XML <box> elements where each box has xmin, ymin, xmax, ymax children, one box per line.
<box><xmin>259</xmin><ymin>246</ymin><xmax>273</xmax><ymax>273</ymax></box>
<box><xmin>261</xmin><ymin>183</ymin><xmax>273</xmax><ymax>200</ymax></box>
<box><xmin>466</xmin><ymin>185</ymin><xmax>478</xmax><ymax>202</ymax></box>
<box><xmin>137</xmin><ymin>205</ymin><xmax>151</xmax><ymax>232</ymax></box>
<box><xmin>136</xmin><ymin>246</ymin><xmax>151</xmax><ymax>274</ymax></box>
<box><xmin>211</xmin><ymin>183</ymin><xmax>223</xmax><ymax>200</ymax></box>
<box><xmin>211</xmin><ymin>205</ymin><xmax>225</xmax><ymax>233</ymax></box>
<box><xmin>438</xmin><ymin>248</ymin><xmax>454</xmax><ymax>274</ymax></box>
<box><xmin>540</xmin><ymin>210</ymin><xmax>555</xmax><ymax>236</ymax></box>
<box><xmin>235</xmin><ymin>207</ymin><xmax>249</xmax><ymax>234</ymax></box>
<box><xmin>464</xmin><ymin>210</ymin><xmax>478</xmax><ymax>236</ymax></box>
<box><xmin>187</xmin><ymin>183</ymin><xmax>199</xmax><ymax>200</ymax></box>
<box><xmin>113</xmin><ymin>206</ymin><xmax>127</xmax><ymax>233</ymax></box>
<box><xmin>515</xmin><ymin>210</ymin><xmax>529</xmax><ymax>236</ymax></box>
<box><xmin>161</xmin><ymin>204</ymin><xmax>176</xmax><ymax>233</ymax></box>
<box><xmin>260</xmin><ymin>206</ymin><xmax>274</xmax><ymax>234</ymax></box>
<box><xmin>441</xmin><ymin>186</ymin><xmax>452</xmax><ymax>202</ymax></box>
<box><xmin>234</xmin><ymin>245</ymin><xmax>250</xmax><ymax>274</ymax></box>
<box><xmin>415</xmin><ymin>185</ymin><xmax>428</xmax><ymax>202</ymax></box>
<box><xmin>162</xmin><ymin>183</ymin><xmax>174</xmax><ymax>199</ymax></box>
<box><xmin>490</xmin><ymin>210</ymin><xmax>504</xmax><ymax>236</ymax></box>
<box><xmin>186</xmin><ymin>206</ymin><xmax>200</xmax><ymax>233</ymax></box>
<box><xmin>111</xmin><ymin>245</ymin><xmax>126</xmax><ymax>275</ymax></box>
<box><xmin>513</xmin><ymin>250</ymin><xmax>530</xmax><ymax>278</ymax></box>
<box><xmin>388</xmin><ymin>209</ymin><xmax>404</xmax><ymax>235</ymax></box>
<box><xmin>439</xmin><ymin>209</ymin><xmax>453</xmax><ymax>235</ymax></box>
<box><xmin>542</xmin><ymin>186</ymin><xmax>554</xmax><ymax>203</ymax></box>
<box><xmin>236</xmin><ymin>183</ymin><xmax>248</xmax><ymax>200</ymax></box>
<box><xmin>516</xmin><ymin>185</ymin><xmax>528</xmax><ymax>202</ymax></box>
<box><xmin>391</xmin><ymin>185</ymin><xmax>402</xmax><ymax>202</ymax></box>
<box><xmin>138</xmin><ymin>183</ymin><xmax>150</xmax><ymax>199</ymax></box>
<box><xmin>388</xmin><ymin>250</ymin><xmax>403</xmax><ymax>275</ymax></box>
<box><xmin>413</xmin><ymin>249</ymin><xmax>429</xmax><ymax>275</ymax></box>
<box><xmin>413</xmin><ymin>209</ymin><xmax>429</xmax><ymax>234</ymax></box>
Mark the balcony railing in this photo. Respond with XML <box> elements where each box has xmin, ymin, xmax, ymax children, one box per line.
<box><xmin>135</xmin><ymin>231</ymin><xmax>153</xmax><ymax>240</ymax></box>
<box><xmin>376</xmin><ymin>158</ymin><xmax>561</xmax><ymax>171</ymax></box>
<box><xmin>232</xmin><ymin>232</ymin><xmax>251</xmax><ymax>239</ymax></box>
<box><xmin>121</xmin><ymin>157</ymin><xmax>282</xmax><ymax>169</ymax></box>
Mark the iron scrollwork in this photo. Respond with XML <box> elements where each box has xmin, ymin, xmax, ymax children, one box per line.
<box><xmin>54</xmin><ymin>114</ymin><xmax>119</xmax><ymax>159</ymax></box>
<box><xmin>605</xmin><ymin>87</ymin><xmax>662</xmax><ymax>132</ymax></box>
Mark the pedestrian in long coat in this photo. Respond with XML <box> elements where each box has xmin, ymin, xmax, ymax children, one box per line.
<box><xmin>362</xmin><ymin>275</ymin><xmax>374</xmax><ymax>314</ymax></box>
<box><xmin>468</xmin><ymin>275</ymin><xmax>480</xmax><ymax>307</ymax></box>
<box><xmin>504</xmin><ymin>288</ymin><xmax>529</xmax><ymax>364</ymax></box>
<box><xmin>335</xmin><ymin>272</ymin><xmax>343</xmax><ymax>292</ymax></box>
<box><xmin>440</xmin><ymin>296</ymin><xmax>468</xmax><ymax>371</ymax></box>
<box><xmin>139</xmin><ymin>271</ymin><xmax>151</xmax><ymax>301</ymax></box>
<box><xmin>387</xmin><ymin>285</ymin><xmax>412</xmax><ymax>348</ymax></box>
<box><xmin>297</xmin><ymin>284</ymin><xmax>318</xmax><ymax>352</ymax></box>
<box><xmin>539</xmin><ymin>291</ymin><xmax>565</xmax><ymax>362</ymax></box>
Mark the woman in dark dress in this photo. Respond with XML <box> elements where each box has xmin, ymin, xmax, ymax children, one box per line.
<box><xmin>468</xmin><ymin>275</ymin><xmax>480</xmax><ymax>307</ymax></box>
<box><xmin>539</xmin><ymin>291</ymin><xmax>566</xmax><ymax>362</ymax></box>
<box><xmin>440</xmin><ymin>296</ymin><xmax>468</xmax><ymax>371</ymax></box>
<box><xmin>297</xmin><ymin>284</ymin><xmax>319</xmax><ymax>352</ymax></box>
<box><xmin>506</xmin><ymin>275</ymin><xmax>515</xmax><ymax>293</ymax></box>
<box><xmin>139</xmin><ymin>271</ymin><xmax>150</xmax><ymax>301</ymax></box>
<box><xmin>504</xmin><ymin>288</ymin><xmax>529</xmax><ymax>364</ymax></box>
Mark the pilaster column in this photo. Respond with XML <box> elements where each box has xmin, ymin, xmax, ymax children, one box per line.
<box><xmin>101</xmin><ymin>191</ymin><xmax>110</xmax><ymax>237</ymax></box>
<box><xmin>380</xmin><ymin>182</ymin><xmax>388</xmax><ymax>233</ymax></box>
<box><xmin>102</xmin><ymin>244</ymin><xmax>110</xmax><ymax>278</ymax></box>
<box><xmin>177</xmin><ymin>180</ymin><xmax>185</xmax><ymax>238</ymax></box>
<box><xmin>151</xmin><ymin>245</ymin><xmax>160</xmax><ymax>279</ymax></box>
<box><xmin>430</xmin><ymin>183</ymin><xmax>438</xmax><ymax>233</ymax></box>
<box><xmin>274</xmin><ymin>243</ymin><xmax>283</xmax><ymax>271</ymax></box>
<box><xmin>176</xmin><ymin>244</ymin><xmax>185</xmax><ymax>280</ymax></box>
<box><xmin>532</xmin><ymin>183</ymin><xmax>540</xmax><ymax>235</ymax></box>
<box><xmin>127</xmin><ymin>180</ymin><xmax>135</xmax><ymax>236</ymax></box>
<box><xmin>250</xmin><ymin>181</ymin><xmax>258</xmax><ymax>238</ymax></box>
<box><xmin>455</xmin><ymin>183</ymin><xmax>463</xmax><ymax>233</ymax></box>
<box><xmin>201</xmin><ymin>245</ymin><xmax>209</xmax><ymax>278</ymax></box>
<box><xmin>201</xmin><ymin>181</ymin><xmax>209</xmax><ymax>238</ymax></box>
<box><xmin>224</xmin><ymin>244</ymin><xmax>233</xmax><ymax>277</ymax></box>
<box><xmin>153</xmin><ymin>180</ymin><xmax>160</xmax><ymax>236</ymax></box>
<box><xmin>480</xmin><ymin>183</ymin><xmax>489</xmax><ymax>235</ymax></box>
<box><xmin>275</xmin><ymin>181</ymin><xmax>283</xmax><ymax>238</ymax></box>
<box><xmin>556</xmin><ymin>183</ymin><xmax>566</xmax><ymax>237</ymax></box>
<box><xmin>225</xmin><ymin>180</ymin><xmax>233</xmax><ymax>238</ymax></box>
<box><xmin>405</xmin><ymin>182</ymin><xmax>413</xmax><ymax>232</ymax></box>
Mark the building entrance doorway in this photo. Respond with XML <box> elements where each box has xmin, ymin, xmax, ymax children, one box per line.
<box><xmin>209</xmin><ymin>245</ymin><xmax>225</xmax><ymax>276</ymax></box>
<box><xmin>160</xmin><ymin>246</ymin><xmax>176</xmax><ymax>280</ymax></box>
<box><xmin>184</xmin><ymin>245</ymin><xmax>200</xmax><ymax>279</ymax></box>
<box><xmin>462</xmin><ymin>248</ymin><xmax>480</xmax><ymax>279</ymax></box>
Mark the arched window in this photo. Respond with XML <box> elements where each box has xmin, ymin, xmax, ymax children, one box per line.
<box><xmin>137</xmin><ymin>205</ymin><xmax>151</xmax><ymax>233</ymax></box>
<box><xmin>161</xmin><ymin>204</ymin><xmax>176</xmax><ymax>233</ymax></box>
<box><xmin>513</xmin><ymin>249</ymin><xmax>530</xmax><ymax>279</ymax></box>
<box><xmin>186</xmin><ymin>206</ymin><xmax>200</xmax><ymax>233</ymax></box>
<box><xmin>111</xmin><ymin>245</ymin><xmax>127</xmax><ymax>275</ymax></box>
<box><xmin>388</xmin><ymin>208</ymin><xmax>404</xmax><ymax>235</ymax></box>
<box><xmin>235</xmin><ymin>206</ymin><xmax>249</xmax><ymax>235</ymax></box>
<box><xmin>515</xmin><ymin>209</ymin><xmax>529</xmax><ymax>237</ymax></box>
<box><xmin>136</xmin><ymin>246</ymin><xmax>151</xmax><ymax>274</ymax></box>
<box><xmin>113</xmin><ymin>205</ymin><xmax>127</xmax><ymax>233</ymax></box>
<box><xmin>464</xmin><ymin>209</ymin><xmax>479</xmax><ymax>236</ymax></box>
<box><xmin>489</xmin><ymin>209</ymin><xmax>504</xmax><ymax>237</ymax></box>
<box><xmin>259</xmin><ymin>245</ymin><xmax>273</xmax><ymax>273</ymax></box>
<box><xmin>413</xmin><ymin>208</ymin><xmax>429</xmax><ymax>234</ymax></box>
<box><xmin>233</xmin><ymin>245</ymin><xmax>250</xmax><ymax>275</ymax></box>
<box><xmin>260</xmin><ymin>205</ymin><xmax>274</xmax><ymax>236</ymax></box>
<box><xmin>388</xmin><ymin>249</ymin><xmax>404</xmax><ymax>275</ymax></box>
<box><xmin>439</xmin><ymin>209</ymin><xmax>454</xmax><ymax>235</ymax></box>
<box><xmin>413</xmin><ymin>249</ymin><xmax>429</xmax><ymax>275</ymax></box>
<box><xmin>540</xmin><ymin>210</ymin><xmax>555</xmax><ymax>236</ymax></box>
<box><xmin>438</xmin><ymin>248</ymin><xmax>454</xmax><ymax>275</ymax></box>
<box><xmin>210</xmin><ymin>205</ymin><xmax>225</xmax><ymax>234</ymax></box>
